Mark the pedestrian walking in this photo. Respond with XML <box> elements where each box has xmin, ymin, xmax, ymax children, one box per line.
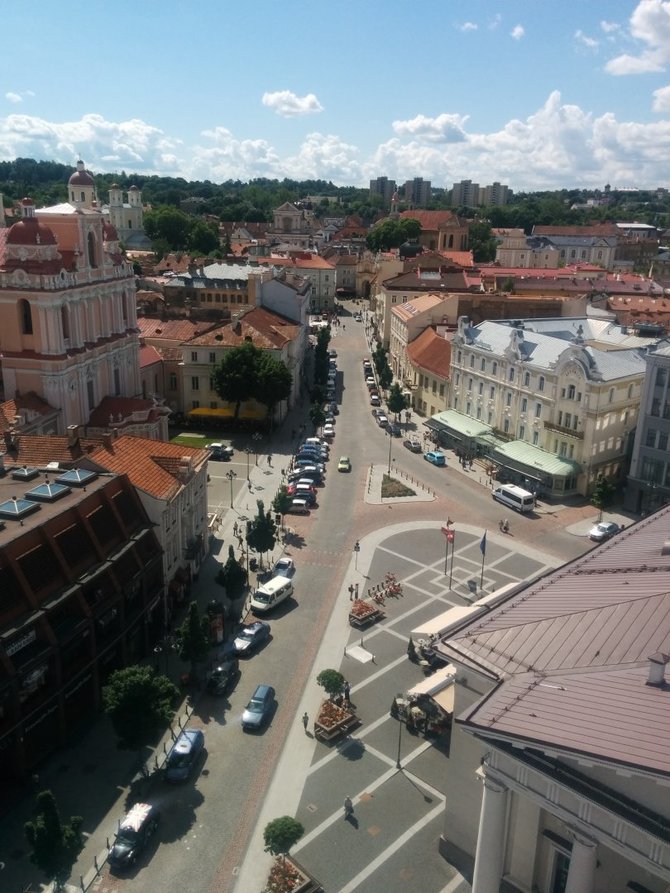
<box><xmin>344</xmin><ymin>796</ymin><xmax>354</xmax><ymax>819</ymax></box>
<box><xmin>267</xmin><ymin>454</ymin><xmax>272</xmax><ymax>467</ymax></box>
<box><xmin>302</xmin><ymin>712</ymin><xmax>309</xmax><ymax>732</ymax></box>
<box><xmin>248</xmin><ymin>480</ymin><xmax>252</xmax><ymax>492</ymax></box>
<box><xmin>233</xmin><ymin>522</ymin><xmax>238</xmax><ymax>537</ymax></box>
<box><xmin>343</xmin><ymin>681</ymin><xmax>351</xmax><ymax>705</ymax></box>
<box><xmin>348</xmin><ymin>584</ymin><xmax>354</xmax><ymax>601</ymax></box>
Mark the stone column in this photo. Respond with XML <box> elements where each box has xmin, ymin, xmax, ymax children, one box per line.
<box><xmin>565</xmin><ymin>830</ymin><xmax>597</xmax><ymax>893</ymax></box>
<box><xmin>472</xmin><ymin>772</ymin><xmax>509</xmax><ymax>893</ymax></box>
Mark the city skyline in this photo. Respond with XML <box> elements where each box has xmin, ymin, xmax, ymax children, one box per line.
<box><xmin>2</xmin><ymin>0</ymin><xmax>670</xmax><ymax>191</ymax></box>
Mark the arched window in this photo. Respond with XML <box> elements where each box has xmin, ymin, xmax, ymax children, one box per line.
<box><xmin>87</xmin><ymin>232</ymin><xmax>97</xmax><ymax>268</ymax></box>
<box><xmin>61</xmin><ymin>306</ymin><xmax>70</xmax><ymax>341</ymax></box>
<box><xmin>20</xmin><ymin>299</ymin><xmax>33</xmax><ymax>335</ymax></box>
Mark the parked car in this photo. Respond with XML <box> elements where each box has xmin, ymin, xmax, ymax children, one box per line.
<box><xmin>206</xmin><ymin>658</ymin><xmax>240</xmax><ymax>695</ymax></box>
<box><xmin>388</xmin><ymin>423</ymin><xmax>402</xmax><ymax>436</ymax></box>
<box><xmin>376</xmin><ymin>414</ymin><xmax>389</xmax><ymax>427</ymax></box>
<box><xmin>424</xmin><ymin>450</ymin><xmax>446</xmax><ymax>467</ymax></box>
<box><xmin>288</xmin><ymin>487</ymin><xmax>317</xmax><ymax>506</ymax></box>
<box><xmin>165</xmin><ymin>728</ymin><xmax>205</xmax><ymax>782</ymax></box>
<box><xmin>288</xmin><ymin>468</ymin><xmax>323</xmax><ymax>485</ymax></box>
<box><xmin>287</xmin><ymin>498</ymin><xmax>310</xmax><ymax>514</ymax></box>
<box><xmin>272</xmin><ymin>557</ymin><xmax>295</xmax><ymax>577</ymax></box>
<box><xmin>328</xmin><ymin>401</ymin><xmax>339</xmax><ymax>415</ymax></box>
<box><xmin>588</xmin><ymin>521</ymin><xmax>621</xmax><ymax>542</ymax></box>
<box><xmin>403</xmin><ymin>439</ymin><xmax>422</xmax><ymax>453</ymax></box>
<box><xmin>232</xmin><ymin>621</ymin><xmax>271</xmax><ymax>656</ymax></box>
<box><xmin>241</xmin><ymin>683</ymin><xmax>275</xmax><ymax>731</ymax></box>
<box><xmin>294</xmin><ymin>457</ymin><xmax>325</xmax><ymax>472</ymax></box>
<box><xmin>324</xmin><ymin>414</ymin><xmax>335</xmax><ymax>426</ymax></box>
<box><xmin>365</xmin><ymin>376</ymin><xmax>376</xmax><ymax>387</ymax></box>
<box><xmin>328</xmin><ymin>348</ymin><xmax>337</xmax><ymax>358</ymax></box>
<box><xmin>370</xmin><ymin>394</ymin><xmax>381</xmax><ymax>406</ymax></box>
<box><xmin>323</xmin><ymin>423</ymin><xmax>335</xmax><ymax>438</ymax></box>
<box><xmin>208</xmin><ymin>443</ymin><xmax>234</xmax><ymax>461</ymax></box>
<box><xmin>108</xmin><ymin>803</ymin><xmax>160</xmax><ymax>870</ymax></box>
<box><xmin>354</xmin><ymin>312</ymin><xmax>362</xmax><ymax>322</ymax></box>
<box><xmin>338</xmin><ymin>456</ymin><xmax>352</xmax><ymax>473</ymax></box>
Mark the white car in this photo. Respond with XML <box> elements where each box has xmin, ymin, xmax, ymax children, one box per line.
<box><xmin>376</xmin><ymin>413</ymin><xmax>389</xmax><ymax>427</ymax></box>
<box><xmin>272</xmin><ymin>557</ymin><xmax>295</xmax><ymax>578</ymax></box>
<box><xmin>588</xmin><ymin>521</ymin><xmax>621</xmax><ymax>542</ymax></box>
<box><xmin>323</xmin><ymin>423</ymin><xmax>335</xmax><ymax>438</ymax></box>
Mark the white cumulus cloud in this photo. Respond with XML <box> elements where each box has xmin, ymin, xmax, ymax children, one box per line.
<box><xmin>261</xmin><ymin>90</ymin><xmax>323</xmax><ymax>118</ymax></box>
<box><xmin>652</xmin><ymin>83</ymin><xmax>670</xmax><ymax>110</ymax></box>
<box><xmin>511</xmin><ymin>24</ymin><xmax>525</xmax><ymax>40</ymax></box>
<box><xmin>5</xmin><ymin>90</ymin><xmax>34</xmax><ymax>104</ymax></box>
<box><xmin>458</xmin><ymin>21</ymin><xmax>477</xmax><ymax>32</ymax></box>
<box><xmin>600</xmin><ymin>19</ymin><xmax>620</xmax><ymax>34</ymax></box>
<box><xmin>606</xmin><ymin>0</ymin><xmax>670</xmax><ymax>74</ymax></box>
<box><xmin>575</xmin><ymin>29</ymin><xmax>599</xmax><ymax>51</ymax></box>
<box><xmin>392</xmin><ymin>113</ymin><xmax>469</xmax><ymax>144</ymax></box>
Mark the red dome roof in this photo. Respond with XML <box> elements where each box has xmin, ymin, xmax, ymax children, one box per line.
<box><xmin>6</xmin><ymin>200</ymin><xmax>57</xmax><ymax>246</ymax></box>
<box><xmin>68</xmin><ymin>159</ymin><xmax>95</xmax><ymax>187</ymax></box>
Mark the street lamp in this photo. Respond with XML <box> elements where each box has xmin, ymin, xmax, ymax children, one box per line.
<box><xmin>353</xmin><ymin>540</ymin><xmax>360</xmax><ymax>570</ymax></box>
<box><xmin>252</xmin><ymin>432</ymin><xmax>262</xmax><ymax>465</ymax></box>
<box><xmin>386</xmin><ymin>428</ymin><xmax>393</xmax><ymax>474</ymax></box>
<box><xmin>395</xmin><ymin>713</ymin><xmax>403</xmax><ymax>770</ymax></box>
<box><xmin>225</xmin><ymin>469</ymin><xmax>237</xmax><ymax>507</ymax></box>
<box><xmin>244</xmin><ymin>447</ymin><xmax>253</xmax><ymax>481</ymax></box>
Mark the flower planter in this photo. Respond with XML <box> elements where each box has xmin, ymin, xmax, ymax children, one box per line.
<box><xmin>313</xmin><ymin>698</ymin><xmax>359</xmax><ymax>742</ymax></box>
<box><xmin>264</xmin><ymin>855</ymin><xmax>322</xmax><ymax>893</ymax></box>
<box><xmin>349</xmin><ymin>598</ymin><xmax>384</xmax><ymax>629</ymax></box>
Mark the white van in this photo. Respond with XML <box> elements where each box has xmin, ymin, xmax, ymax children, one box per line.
<box><xmin>250</xmin><ymin>576</ymin><xmax>294</xmax><ymax>613</ymax></box>
<box><xmin>492</xmin><ymin>484</ymin><xmax>535</xmax><ymax>513</ymax></box>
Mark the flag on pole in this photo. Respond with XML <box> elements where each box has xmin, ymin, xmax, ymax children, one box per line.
<box><xmin>480</xmin><ymin>530</ymin><xmax>487</xmax><ymax>555</ymax></box>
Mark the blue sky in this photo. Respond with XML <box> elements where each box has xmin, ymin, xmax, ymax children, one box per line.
<box><xmin>2</xmin><ymin>0</ymin><xmax>670</xmax><ymax>191</ymax></box>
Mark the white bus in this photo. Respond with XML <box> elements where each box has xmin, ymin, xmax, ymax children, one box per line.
<box><xmin>492</xmin><ymin>484</ymin><xmax>535</xmax><ymax>513</ymax></box>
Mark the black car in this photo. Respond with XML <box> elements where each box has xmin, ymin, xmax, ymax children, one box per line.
<box><xmin>389</xmin><ymin>423</ymin><xmax>402</xmax><ymax>437</ymax></box>
<box><xmin>206</xmin><ymin>657</ymin><xmax>240</xmax><ymax>695</ymax></box>
<box><xmin>108</xmin><ymin>803</ymin><xmax>160</xmax><ymax>870</ymax></box>
<box><xmin>232</xmin><ymin>621</ymin><xmax>271</xmax><ymax>656</ymax></box>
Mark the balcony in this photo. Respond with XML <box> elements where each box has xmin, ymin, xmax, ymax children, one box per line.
<box><xmin>544</xmin><ymin>421</ymin><xmax>583</xmax><ymax>439</ymax></box>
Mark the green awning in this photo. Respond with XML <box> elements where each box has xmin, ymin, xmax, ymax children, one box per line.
<box><xmin>426</xmin><ymin>410</ymin><xmax>492</xmax><ymax>439</ymax></box>
<box><xmin>491</xmin><ymin>441</ymin><xmax>581</xmax><ymax>477</ymax></box>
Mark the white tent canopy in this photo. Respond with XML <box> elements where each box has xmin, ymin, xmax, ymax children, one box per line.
<box><xmin>408</xmin><ymin>664</ymin><xmax>457</xmax><ymax>698</ymax></box>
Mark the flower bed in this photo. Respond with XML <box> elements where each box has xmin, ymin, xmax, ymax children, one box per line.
<box><xmin>314</xmin><ymin>699</ymin><xmax>358</xmax><ymax>741</ymax></box>
<box><xmin>349</xmin><ymin>598</ymin><xmax>384</xmax><ymax>629</ymax></box>
<box><xmin>263</xmin><ymin>855</ymin><xmax>323</xmax><ymax>893</ymax></box>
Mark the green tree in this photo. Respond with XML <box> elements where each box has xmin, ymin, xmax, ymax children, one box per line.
<box><xmin>143</xmin><ymin>207</ymin><xmax>192</xmax><ymax>250</ymax></box>
<box><xmin>263</xmin><ymin>816</ymin><xmax>304</xmax><ymax>857</ymax></box>
<box><xmin>212</xmin><ymin>342</ymin><xmax>262</xmax><ymax>420</ymax></box>
<box><xmin>25</xmin><ymin>790</ymin><xmax>84</xmax><ymax>893</ymax></box>
<box><xmin>372</xmin><ymin>342</ymin><xmax>388</xmax><ymax>375</ymax></box>
<box><xmin>309</xmin><ymin>402</ymin><xmax>326</xmax><ymax>432</ymax></box>
<box><xmin>102</xmin><ymin>665</ymin><xmax>178</xmax><ymax>753</ymax></box>
<box><xmin>468</xmin><ymin>220</ymin><xmax>497</xmax><ymax>262</ymax></box>
<box><xmin>188</xmin><ymin>219</ymin><xmax>220</xmax><ymax>254</ymax></box>
<box><xmin>592</xmin><ymin>475</ymin><xmax>614</xmax><ymax>522</ymax></box>
<box><xmin>313</xmin><ymin>326</ymin><xmax>331</xmax><ymax>385</ymax></box>
<box><xmin>216</xmin><ymin>544</ymin><xmax>247</xmax><ymax>599</ymax></box>
<box><xmin>366</xmin><ymin>217</ymin><xmax>422</xmax><ymax>251</ymax></box>
<box><xmin>271</xmin><ymin>485</ymin><xmax>293</xmax><ymax>527</ymax></box>
<box><xmin>316</xmin><ymin>668</ymin><xmax>345</xmax><ymax>700</ymax></box>
<box><xmin>378</xmin><ymin>364</ymin><xmax>393</xmax><ymax>390</ymax></box>
<box><xmin>176</xmin><ymin>601</ymin><xmax>211</xmax><ymax>677</ymax></box>
<box><xmin>246</xmin><ymin>499</ymin><xmax>277</xmax><ymax>566</ymax></box>
<box><xmin>256</xmin><ymin>353</ymin><xmax>293</xmax><ymax>424</ymax></box>
<box><xmin>387</xmin><ymin>382</ymin><xmax>409</xmax><ymax>418</ymax></box>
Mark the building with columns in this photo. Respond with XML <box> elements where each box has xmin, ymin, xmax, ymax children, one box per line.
<box><xmin>435</xmin><ymin>507</ymin><xmax>670</xmax><ymax>893</ymax></box>
<box><xmin>0</xmin><ymin>162</ymin><xmax>163</xmax><ymax>437</ymax></box>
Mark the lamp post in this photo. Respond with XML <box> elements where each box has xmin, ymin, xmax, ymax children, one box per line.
<box><xmin>395</xmin><ymin>714</ymin><xmax>403</xmax><ymax>770</ymax></box>
<box><xmin>353</xmin><ymin>540</ymin><xmax>360</xmax><ymax>570</ymax></box>
<box><xmin>252</xmin><ymin>432</ymin><xmax>262</xmax><ymax>465</ymax></box>
<box><xmin>244</xmin><ymin>447</ymin><xmax>252</xmax><ymax>481</ymax></box>
<box><xmin>225</xmin><ymin>469</ymin><xmax>237</xmax><ymax>507</ymax></box>
<box><xmin>386</xmin><ymin>428</ymin><xmax>393</xmax><ymax>474</ymax></box>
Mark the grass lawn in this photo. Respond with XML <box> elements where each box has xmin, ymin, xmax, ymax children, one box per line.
<box><xmin>381</xmin><ymin>474</ymin><xmax>416</xmax><ymax>498</ymax></box>
<box><xmin>170</xmin><ymin>433</ymin><xmax>212</xmax><ymax>448</ymax></box>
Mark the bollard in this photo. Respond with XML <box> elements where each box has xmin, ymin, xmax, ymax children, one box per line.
<box><xmin>94</xmin><ymin>855</ymin><xmax>99</xmax><ymax>871</ymax></box>
<box><xmin>343</xmin><ymin>645</ymin><xmax>347</xmax><ymax>656</ymax></box>
<box><xmin>360</xmin><ymin>636</ymin><xmax>364</xmax><ymax>647</ymax></box>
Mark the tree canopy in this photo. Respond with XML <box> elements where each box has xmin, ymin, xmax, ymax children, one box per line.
<box><xmin>316</xmin><ymin>668</ymin><xmax>345</xmax><ymax>699</ymax></box>
<box><xmin>216</xmin><ymin>544</ymin><xmax>248</xmax><ymax>598</ymax></box>
<box><xmin>263</xmin><ymin>816</ymin><xmax>305</xmax><ymax>856</ymax></box>
<box><xmin>25</xmin><ymin>790</ymin><xmax>83</xmax><ymax>892</ymax></box>
<box><xmin>102</xmin><ymin>665</ymin><xmax>178</xmax><ymax>752</ymax></box>
<box><xmin>246</xmin><ymin>499</ymin><xmax>277</xmax><ymax>562</ymax></box>
<box><xmin>366</xmin><ymin>217</ymin><xmax>421</xmax><ymax>251</ymax></box>
<box><xmin>212</xmin><ymin>342</ymin><xmax>291</xmax><ymax>422</ymax></box>
<box><xmin>177</xmin><ymin>601</ymin><xmax>211</xmax><ymax>673</ymax></box>
<box><xmin>387</xmin><ymin>382</ymin><xmax>409</xmax><ymax>417</ymax></box>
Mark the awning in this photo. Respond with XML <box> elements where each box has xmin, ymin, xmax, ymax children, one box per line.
<box><xmin>491</xmin><ymin>441</ymin><xmax>581</xmax><ymax>477</ymax></box>
<box><xmin>408</xmin><ymin>664</ymin><xmax>457</xmax><ymax>697</ymax></box>
<box><xmin>427</xmin><ymin>410</ymin><xmax>492</xmax><ymax>439</ymax></box>
<box><xmin>431</xmin><ymin>685</ymin><xmax>455</xmax><ymax>714</ymax></box>
<box><xmin>411</xmin><ymin>607</ymin><xmax>481</xmax><ymax>640</ymax></box>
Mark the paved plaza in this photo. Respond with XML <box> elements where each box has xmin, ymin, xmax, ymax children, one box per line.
<box><xmin>235</xmin><ymin>520</ymin><xmax>559</xmax><ymax>893</ymax></box>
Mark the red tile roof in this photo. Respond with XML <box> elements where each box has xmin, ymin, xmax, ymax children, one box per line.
<box><xmin>138</xmin><ymin>317</ymin><xmax>218</xmax><ymax>343</ymax></box>
<box><xmin>140</xmin><ymin>344</ymin><xmax>162</xmax><ymax>367</ymax></box>
<box><xmin>398</xmin><ymin>210</ymin><xmax>459</xmax><ymax>230</ymax></box>
<box><xmin>0</xmin><ymin>432</ymin><xmax>102</xmax><ymax>465</ymax></box>
<box><xmin>88</xmin><ymin>396</ymin><xmax>167</xmax><ymax>428</ymax></box>
<box><xmin>406</xmin><ymin>326</ymin><xmax>452</xmax><ymax>378</ymax></box>
<box><xmin>87</xmin><ymin>435</ymin><xmax>209</xmax><ymax>500</ymax></box>
<box><xmin>188</xmin><ymin>307</ymin><xmax>299</xmax><ymax>350</ymax></box>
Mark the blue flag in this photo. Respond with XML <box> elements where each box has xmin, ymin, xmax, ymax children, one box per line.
<box><xmin>480</xmin><ymin>531</ymin><xmax>487</xmax><ymax>555</ymax></box>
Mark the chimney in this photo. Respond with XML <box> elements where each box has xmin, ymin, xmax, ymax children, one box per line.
<box><xmin>646</xmin><ymin>652</ymin><xmax>670</xmax><ymax>686</ymax></box>
<box><xmin>101</xmin><ymin>433</ymin><xmax>113</xmax><ymax>449</ymax></box>
<box><xmin>66</xmin><ymin>424</ymin><xmax>79</xmax><ymax>447</ymax></box>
